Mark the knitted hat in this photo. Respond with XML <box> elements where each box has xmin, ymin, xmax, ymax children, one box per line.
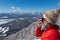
<box><xmin>43</xmin><ymin>9</ymin><xmax>60</xmax><ymax>23</ymax></box>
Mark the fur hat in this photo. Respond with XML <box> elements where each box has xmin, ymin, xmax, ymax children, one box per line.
<box><xmin>43</xmin><ymin>9</ymin><xmax>60</xmax><ymax>23</ymax></box>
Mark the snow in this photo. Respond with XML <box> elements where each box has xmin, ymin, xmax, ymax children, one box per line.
<box><xmin>0</xmin><ymin>16</ymin><xmax>8</xmax><ymax>18</ymax></box>
<box><xmin>20</xmin><ymin>18</ymin><xmax>24</xmax><ymax>20</ymax></box>
<box><xmin>0</xmin><ymin>19</ymin><xmax>14</xmax><ymax>36</ymax></box>
<box><xmin>3</xmin><ymin>27</ymin><xmax>9</xmax><ymax>33</ymax></box>
<box><xmin>0</xmin><ymin>19</ymin><xmax>14</xmax><ymax>25</ymax></box>
<box><xmin>0</xmin><ymin>27</ymin><xmax>9</xmax><ymax>36</ymax></box>
<box><xmin>34</xmin><ymin>39</ymin><xmax>41</xmax><ymax>40</ymax></box>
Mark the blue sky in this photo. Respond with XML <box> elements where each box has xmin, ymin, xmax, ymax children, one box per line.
<box><xmin>0</xmin><ymin>0</ymin><xmax>60</xmax><ymax>13</ymax></box>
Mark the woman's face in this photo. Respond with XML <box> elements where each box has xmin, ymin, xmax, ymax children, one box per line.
<box><xmin>41</xmin><ymin>18</ymin><xmax>48</xmax><ymax>30</ymax></box>
<box><xmin>42</xmin><ymin>19</ymin><xmax>48</xmax><ymax>25</ymax></box>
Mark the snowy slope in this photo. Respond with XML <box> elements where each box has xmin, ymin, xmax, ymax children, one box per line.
<box><xmin>0</xmin><ymin>19</ymin><xmax>14</xmax><ymax>25</ymax></box>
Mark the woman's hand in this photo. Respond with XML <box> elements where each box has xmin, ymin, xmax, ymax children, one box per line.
<box><xmin>37</xmin><ymin>19</ymin><xmax>42</xmax><ymax>28</ymax></box>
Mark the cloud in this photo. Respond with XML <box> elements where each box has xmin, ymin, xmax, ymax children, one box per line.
<box><xmin>16</xmin><ymin>8</ymin><xmax>22</xmax><ymax>12</ymax></box>
<box><xmin>0</xmin><ymin>6</ymin><xmax>22</xmax><ymax>13</ymax></box>
<box><xmin>57</xmin><ymin>2</ymin><xmax>60</xmax><ymax>5</ymax></box>
<box><xmin>10</xmin><ymin>6</ymin><xmax>22</xmax><ymax>13</ymax></box>
<box><xmin>58</xmin><ymin>2</ymin><xmax>60</xmax><ymax>5</ymax></box>
<box><xmin>10</xmin><ymin>6</ymin><xmax>17</xmax><ymax>13</ymax></box>
<box><xmin>11</xmin><ymin>6</ymin><xmax>15</xmax><ymax>9</ymax></box>
<box><xmin>57</xmin><ymin>0</ymin><xmax>60</xmax><ymax>5</ymax></box>
<box><xmin>2</xmin><ymin>6</ymin><xmax>22</xmax><ymax>13</ymax></box>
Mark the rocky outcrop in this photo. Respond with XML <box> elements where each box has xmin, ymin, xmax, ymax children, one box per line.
<box><xmin>3</xmin><ymin>22</ymin><xmax>37</xmax><ymax>40</ymax></box>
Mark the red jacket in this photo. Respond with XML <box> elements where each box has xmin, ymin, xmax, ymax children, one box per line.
<box><xmin>35</xmin><ymin>24</ymin><xmax>60</xmax><ymax>40</ymax></box>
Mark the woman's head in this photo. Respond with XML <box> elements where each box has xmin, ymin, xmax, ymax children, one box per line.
<box><xmin>43</xmin><ymin>9</ymin><xmax>60</xmax><ymax>24</ymax></box>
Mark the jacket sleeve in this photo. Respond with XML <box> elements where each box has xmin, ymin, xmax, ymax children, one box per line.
<box><xmin>49</xmin><ymin>30</ymin><xmax>60</xmax><ymax>40</ymax></box>
<box><xmin>34</xmin><ymin>26</ymin><xmax>44</xmax><ymax>37</ymax></box>
<box><xmin>59</xmin><ymin>33</ymin><xmax>60</xmax><ymax>40</ymax></box>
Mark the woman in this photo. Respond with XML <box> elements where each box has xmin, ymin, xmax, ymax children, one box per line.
<box><xmin>35</xmin><ymin>9</ymin><xmax>60</xmax><ymax>40</ymax></box>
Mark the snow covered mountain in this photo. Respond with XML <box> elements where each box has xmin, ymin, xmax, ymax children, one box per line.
<box><xmin>0</xmin><ymin>19</ymin><xmax>14</xmax><ymax>25</ymax></box>
<box><xmin>0</xmin><ymin>18</ymin><xmax>37</xmax><ymax>40</ymax></box>
<box><xmin>0</xmin><ymin>12</ymin><xmax>43</xmax><ymax>19</ymax></box>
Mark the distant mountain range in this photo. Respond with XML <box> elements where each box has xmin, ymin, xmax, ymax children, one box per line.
<box><xmin>0</xmin><ymin>12</ymin><xmax>43</xmax><ymax>19</ymax></box>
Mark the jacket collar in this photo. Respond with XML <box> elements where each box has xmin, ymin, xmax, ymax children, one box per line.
<box><xmin>45</xmin><ymin>24</ymin><xmax>59</xmax><ymax>31</ymax></box>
